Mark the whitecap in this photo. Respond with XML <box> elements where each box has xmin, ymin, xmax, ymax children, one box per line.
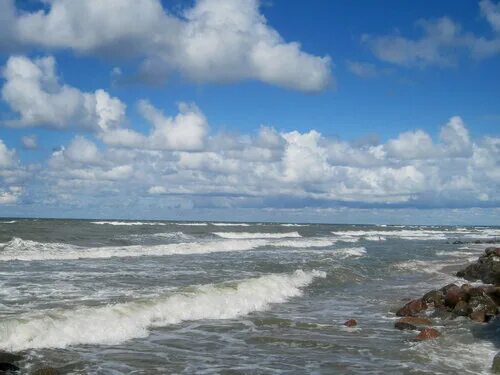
<box><xmin>0</xmin><ymin>269</ymin><xmax>326</xmax><ymax>351</ymax></box>
<box><xmin>213</xmin><ymin>232</ymin><xmax>302</xmax><ymax>239</ymax></box>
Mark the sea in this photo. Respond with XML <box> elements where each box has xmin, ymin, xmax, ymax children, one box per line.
<box><xmin>0</xmin><ymin>219</ymin><xmax>499</xmax><ymax>374</ymax></box>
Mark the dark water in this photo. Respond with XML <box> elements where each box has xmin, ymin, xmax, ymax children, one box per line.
<box><xmin>0</xmin><ymin>219</ymin><xmax>499</xmax><ymax>374</ymax></box>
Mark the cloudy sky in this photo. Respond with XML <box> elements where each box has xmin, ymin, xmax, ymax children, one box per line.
<box><xmin>0</xmin><ymin>0</ymin><xmax>499</xmax><ymax>224</ymax></box>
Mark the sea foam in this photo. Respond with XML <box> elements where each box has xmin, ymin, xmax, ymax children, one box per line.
<box><xmin>0</xmin><ymin>270</ymin><xmax>326</xmax><ymax>351</ymax></box>
<box><xmin>213</xmin><ymin>232</ymin><xmax>302</xmax><ymax>239</ymax></box>
<box><xmin>0</xmin><ymin>237</ymin><xmax>268</xmax><ymax>261</ymax></box>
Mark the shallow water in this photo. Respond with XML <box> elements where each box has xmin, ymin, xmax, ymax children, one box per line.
<box><xmin>0</xmin><ymin>219</ymin><xmax>499</xmax><ymax>374</ymax></box>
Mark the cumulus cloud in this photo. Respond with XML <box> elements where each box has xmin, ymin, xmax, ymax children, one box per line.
<box><xmin>0</xmin><ymin>139</ymin><xmax>25</xmax><ymax>204</ymax></box>
<box><xmin>1</xmin><ymin>55</ymin><xmax>126</xmax><ymax>131</ymax></box>
<box><xmin>363</xmin><ymin>2</ymin><xmax>500</xmax><ymax>67</ymax></box>
<box><xmin>0</xmin><ymin>0</ymin><xmax>332</xmax><ymax>91</ymax></box>
<box><xmin>27</xmin><ymin>114</ymin><xmax>498</xmax><ymax>211</ymax></box>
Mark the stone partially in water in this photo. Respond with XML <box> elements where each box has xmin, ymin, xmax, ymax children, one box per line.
<box><xmin>457</xmin><ymin>247</ymin><xmax>500</xmax><ymax>284</ymax></box>
<box><xmin>415</xmin><ymin>328</ymin><xmax>440</xmax><ymax>341</ymax></box>
<box><xmin>343</xmin><ymin>319</ymin><xmax>357</xmax><ymax>327</ymax></box>
<box><xmin>493</xmin><ymin>352</ymin><xmax>500</xmax><ymax>373</ymax></box>
<box><xmin>396</xmin><ymin>299</ymin><xmax>427</xmax><ymax>317</ymax></box>
<box><xmin>32</xmin><ymin>368</ymin><xmax>60</xmax><ymax>375</ymax></box>
<box><xmin>452</xmin><ymin>300</ymin><xmax>470</xmax><ymax>316</ymax></box>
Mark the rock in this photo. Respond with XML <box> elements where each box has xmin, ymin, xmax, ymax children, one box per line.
<box><xmin>395</xmin><ymin>322</ymin><xmax>417</xmax><ymax>330</ymax></box>
<box><xmin>493</xmin><ymin>352</ymin><xmax>500</xmax><ymax>373</ymax></box>
<box><xmin>343</xmin><ymin>319</ymin><xmax>357</xmax><ymax>327</ymax></box>
<box><xmin>452</xmin><ymin>300</ymin><xmax>470</xmax><ymax>316</ymax></box>
<box><xmin>457</xmin><ymin>248</ymin><xmax>500</xmax><ymax>284</ymax></box>
<box><xmin>444</xmin><ymin>285</ymin><xmax>467</xmax><ymax>308</ymax></box>
<box><xmin>415</xmin><ymin>328</ymin><xmax>441</xmax><ymax>341</ymax></box>
<box><xmin>396</xmin><ymin>299</ymin><xmax>428</xmax><ymax>317</ymax></box>
<box><xmin>470</xmin><ymin>310</ymin><xmax>487</xmax><ymax>322</ymax></box>
<box><xmin>422</xmin><ymin>290</ymin><xmax>444</xmax><ymax>307</ymax></box>
<box><xmin>32</xmin><ymin>368</ymin><xmax>59</xmax><ymax>375</ymax></box>
<box><xmin>468</xmin><ymin>293</ymin><xmax>498</xmax><ymax>322</ymax></box>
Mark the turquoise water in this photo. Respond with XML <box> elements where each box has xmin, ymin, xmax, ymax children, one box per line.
<box><xmin>0</xmin><ymin>219</ymin><xmax>498</xmax><ymax>374</ymax></box>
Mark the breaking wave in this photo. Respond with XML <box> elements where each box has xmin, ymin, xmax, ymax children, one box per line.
<box><xmin>91</xmin><ymin>221</ymin><xmax>167</xmax><ymax>226</ymax></box>
<box><xmin>0</xmin><ymin>237</ymin><xmax>268</xmax><ymax>261</ymax></box>
<box><xmin>210</xmin><ymin>223</ymin><xmax>250</xmax><ymax>227</ymax></box>
<box><xmin>213</xmin><ymin>232</ymin><xmax>302</xmax><ymax>239</ymax></box>
<box><xmin>0</xmin><ymin>270</ymin><xmax>326</xmax><ymax>351</ymax></box>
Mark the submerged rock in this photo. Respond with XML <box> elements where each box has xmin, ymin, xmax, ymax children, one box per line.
<box><xmin>32</xmin><ymin>368</ymin><xmax>60</xmax><ymax>375</ymax></box>
<box><xmin>415</xmin><ymin>328</ymin><xmax>440</xmax><ymax>341</ymax></box>
<box><xmin>343</xmin><ymin>319</ymin><xmax>357</xmax><ymax>327</ymax></box>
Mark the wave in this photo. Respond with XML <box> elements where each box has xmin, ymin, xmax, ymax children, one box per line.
<box><xmin>0</xmin><ymin>237</ymin><xmax>268</xmax><ymax>261</ymax></box>
<box><xmin>0</xmin><ymin>220</ymin><xmax>17</xmax><ymax>224</ymax></box>
<box><xmin>333</xmin><ymin>247</ymin><xmax>367</xmax><ymax>259</ymax></box>
<box><xmin>0</xmin><ymin>270</ymin><xmax>326</xmax><ymax>351</ymax></box>
<box><xmin>210</xmin><ymin>223</ymin><xmax>250</xmax><ymax>227</ymax></box>
<box><xmin>213</xmin><ymin>232</ymin><xmax>302</xmax><ymax>239</ymax></box>
<box><xmin>91</xmin><ymin>221</ymin><xmax>167</xmax><ymax>226</ymax></box>
<box><xmin>174</xmin><ymin>223</ymin><xmax>208</xmax><ymax>226</ymax></box>
<box><xmin>331</xmin><ymin>230</ymin><xmax>447</xmax><ymax>241</ymax></box>
<box><xmin>280</xmin><ymin>224</ymin><xmax>309</xmax><ymax>227</ymax></box>
<box><xmin>270</xmin><ymin>239</ymin><xmax>336</xmax><ymax>248</ymax></box>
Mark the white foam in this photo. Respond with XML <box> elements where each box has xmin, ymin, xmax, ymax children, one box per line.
<box><xmin>174</xmin><ymin>223</ymin><xmax>208</xmax><ymax>226</ymax></box>
<box><xmin>392</xmin><ymin>260</ymin><xmax>447</xmax><ymax>274</ymax></box>
<box><xmin>91</xmin><ymin>221</ymin><xmax>167</xmax><ymax>226</ymax></box>
<box><xmin>0</xmin><ymin>220</ymin><xmax>16</xmax><ymax>224</ymax></box>
<box><xmin>331</xmin><ymin>229</ymin><xmax>447</xmax><ymax>241</ymax></box>
<box><xmin>0</xmin><ymin>237</ymin><xmax>268</xmax><ymax>261</ymax></box>
<box><xmin>280</xmin><ymin>224</ymin><xmax>309</xmax><ymax>227</ymax></box>
<box><xmin>0</xmin><ymin>270</ymin><xmax>326</xmax><ymax>351</ymax></box>
<box><xmin>333</xmin><ymin>247</ymin><xmax>367</xmax><ymax>259</ymax></box>
<box><xmin>210</xmin><ymin>223</ymin><xmax>250</xmax><ymax>226</ymax></box>
<box><xmin>213</xmin><ymin>232</ymin><xmax>302</xmax><ymax>239</ymax></box>
<box><xmin>271</xmin><ymin>239</ymin><xmax>336</xmax><ymax>248</ymax></box>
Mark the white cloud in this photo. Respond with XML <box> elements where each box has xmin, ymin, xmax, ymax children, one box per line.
<box><xmin>0</xmin><ymin>0</ymin><xmax>332</xmax><ymax>91</ymax></box>
<box><xmin>1</xmin><ymin>55</ymin><xmax>126</xmax><ymax>131</ymax></box>
<box><xmin>364</xmin><ymin>3</ymin><xmax>500</xmax><ymax>67</ymax></box>
<box><xmin>480</xmin><ymin>0</ymin><xmax>500</xmax><ymax>32</ymax></box>
<box><xmin>140</xmin><ymin>101</ymin><xmax>208</xmax><ymax>151</ymax></box>
<box><xmin>0</xmin><ymin>139</ymin><xmax>16</xmax><ymax>168</ymax></box>
<box><xmin>0</xmin><ymin>186</ymin><xmax>21</xmax><ymax>204</ymax></box>
<box><xmin>346</xmin><ymin>60</ymin><xmax>379</xmax><ymax>78</ymax></box>
<box><xmin>21</xmin><ymin>135</ymin><xmax>37</xmax><ymax>149</ymax></box>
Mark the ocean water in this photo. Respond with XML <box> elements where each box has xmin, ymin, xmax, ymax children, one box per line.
<box><xmin>0</xmin><ymin>219</ymin><xmax>499</xmax><ymax>374</ymax></box>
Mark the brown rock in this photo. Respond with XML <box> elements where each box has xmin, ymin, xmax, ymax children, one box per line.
<box><xmin>415</xmin><ymin>328</ymin><xmax>441</xmax><ymax>341</ymax></box>
<box><xmin>444</xmin><ymin>285</ymin><xmax>467</xmax><ymax>308</ymax></box>
<box><xmin>343</xmin><ymin>319</ymin><xmax>357</xmax><ymax>327</ymax></box>
<box><xmin>470</xmin><ymin>310</ymin><xmax>487</xmax><ymax>323</ymax></box>
<box><xmin>396</xmin><ymin>299</ymin><xmax>428</xmax><ymax>317</ymax></box>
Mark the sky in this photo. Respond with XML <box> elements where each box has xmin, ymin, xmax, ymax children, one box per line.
<box><xmin>0</xmin><ymin>0</ymin><xmax>499</xmax><ymax>225</ymax></box>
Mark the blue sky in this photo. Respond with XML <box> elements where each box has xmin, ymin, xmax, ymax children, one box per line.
<box><xmin>0</xmin><ymin>0</ymin><xmax>499</xmax><ymax>224</ymax></box>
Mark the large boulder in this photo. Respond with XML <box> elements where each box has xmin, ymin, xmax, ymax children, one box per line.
<box><xmin>444</xmin><ymin>285</ymin><xmax>467</xmax><ymax>308</ymax></box>
<box><xmin>457</xmin><ymin>247</ymin><xmax>500</xmax><ymax>284</ymax></box>
<box><xmin>468</xmin><ymin>292</ymin><xmax>498</xmax><ymax>322</ymax></box>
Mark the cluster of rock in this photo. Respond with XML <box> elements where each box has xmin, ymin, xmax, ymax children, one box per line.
<box><xmin>394</xmin><ymin>246</ymin><xmax>500</xmax><ymax>372</ymax></box>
